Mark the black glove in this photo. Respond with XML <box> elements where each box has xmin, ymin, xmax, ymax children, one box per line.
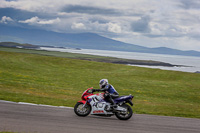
<box><xmin>92</xmin><ymin>89</ymin><xmax>96</xmax><ymax>93</ymax></box>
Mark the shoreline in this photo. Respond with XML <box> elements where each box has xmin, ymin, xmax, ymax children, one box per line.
<box><xmin>38</xmin><ymin>47</ymin><xmax>186</xmax><ymax>67</ymax></box>
<box><xmin>0</xmin><ymin>46</ymin><xmax>186</xmax><ymax>67</ymax></box>
<box><xmin>79</xmin><ymin>57</ymin><xmax>183</xmax><ymax>67</ymax></box>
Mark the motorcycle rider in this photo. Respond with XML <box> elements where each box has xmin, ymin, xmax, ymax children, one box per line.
<box><xmin>92</xmin><ymin>79</ymin><xmax>119</xmax><ymax>108</ymax></box>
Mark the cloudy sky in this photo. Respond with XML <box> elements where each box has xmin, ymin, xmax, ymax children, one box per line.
<box><xmin>1</xmin><ymin>0</ymin><xmax>200</xmax><ymax>51</ymax></box>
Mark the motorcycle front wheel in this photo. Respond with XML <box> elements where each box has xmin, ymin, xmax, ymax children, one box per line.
<box><xmin>115</xmin><ymin>104</ymin><xmax>133</xmax><ymax>120</ymax></box>
<box><xmin>74</xmin><ymin>102</ymin><xmax>91</xmax><ymax>117</ymax></box>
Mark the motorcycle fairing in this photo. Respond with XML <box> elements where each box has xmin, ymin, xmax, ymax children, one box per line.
<box><xmin>78</xmin><ymin>100</ymin><xmax>86</xmax><ymax>104</ymax></box>
<box><xmin>88</xmin><ymin>95</ymin><xmax>113</xmax><ymax>115</ymax></box>
<box><xmin>114</xmin><ymin>95</ymin><xmax>133</xmax><ymax>103</ymax></box>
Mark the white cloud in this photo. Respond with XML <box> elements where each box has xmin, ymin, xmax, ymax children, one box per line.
<box><xmin>19</xmin><ymin>16</ymin><xmax>60</xmax><ymax>25</ymax></box>
<box><xmin>19</xmin><ymin>16</ymin><xmax>39</xmax><ymax>24</ymax></box>
<box><xmin>38</xmin><ymin>18</ymin><xmax>60</xmax><ymax>25</ymax></box>
<box><xmin>71</xmin><ymin>22</ymin><xmax>86</xmax><ymax>30</ymax></box>
<box><xmin>0</xmin><ymin>0</ymin><xmax>56</xmax><ymax>13</ymax></box>
<box><xmin>108</xmin><ymin>22</ymin><xmax>121</xmax><ymax>33</ymax></box>
<box><xmin>0</xmin><ymin>16</ymin><xmax>13</xmax><ymax>24</ymax></box>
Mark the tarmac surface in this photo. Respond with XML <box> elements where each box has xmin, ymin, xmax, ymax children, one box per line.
<box><xmin>0</xmin><ymin>100</ymin><xmax>200</xmax><ymax>133</ymax></box>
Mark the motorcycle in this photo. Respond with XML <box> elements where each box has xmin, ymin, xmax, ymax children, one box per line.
<box><xmin>74</xmin><ymin>87</ymin><xmax>134</xmax><ymax>120</ymax></box>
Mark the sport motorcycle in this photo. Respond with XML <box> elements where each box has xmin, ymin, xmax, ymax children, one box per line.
<box><xmin>74</xmin><ymin>87</ymin><xmax>134</xmax><ymax>120</ymax></box>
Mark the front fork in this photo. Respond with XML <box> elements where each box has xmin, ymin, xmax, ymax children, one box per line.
<box><xmin>82</xmin><ymin>100</ymin><xmax>88</xmax><ymax>108</ymax></box>
<box><xmin>81</xmin><ymin>98</ymin><xmax>92</xmax><ymax>109</ymax></box>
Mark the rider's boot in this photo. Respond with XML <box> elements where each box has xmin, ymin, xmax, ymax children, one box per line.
<box><xmin>110</xmin><ymin>98</ymin><xmax>117</xmax><ymax>110</ymax></box>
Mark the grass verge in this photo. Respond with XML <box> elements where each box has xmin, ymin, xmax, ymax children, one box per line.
<box><xmin>0</xmin><ymin>47</ymin><xmax>177</xmax><ymax>66</ymax></box>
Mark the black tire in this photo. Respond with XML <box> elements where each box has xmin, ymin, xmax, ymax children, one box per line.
<box><xmin>74</xmin><ymin>102</ymin><xmax>91</xmax><ymax>117</ymax></box>
<box><xmin>115</xmin><ymin>104</ymin><xmax>133</xmax><ymax>120</ymax></box>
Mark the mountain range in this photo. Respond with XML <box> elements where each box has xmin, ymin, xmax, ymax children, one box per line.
<box><xmin>1</xmin><ymin>24</ymin><xmax>200</xmax><ymax>57</ymax></box>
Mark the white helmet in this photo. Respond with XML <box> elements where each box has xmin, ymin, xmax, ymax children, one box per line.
<box><xmin>99</xmin><ymin>79</ymin><xmax>108</xmax><ymax>89</ymax></box>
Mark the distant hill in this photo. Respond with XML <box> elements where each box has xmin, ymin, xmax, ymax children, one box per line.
<box><xmin>1</xmin><ymin>24</ymin><xmax>200</xmax><ymax>57</ymax></box>
<box><xmin>0</xmin><ymin>42</ymin><xmax>39</xmax><ymax>49</ymax></box>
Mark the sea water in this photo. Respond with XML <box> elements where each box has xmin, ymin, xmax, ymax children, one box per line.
<box><xmin>40</xmin><ymin>47</ymin><xmax>200</xmax><ymax>73</ymax></box>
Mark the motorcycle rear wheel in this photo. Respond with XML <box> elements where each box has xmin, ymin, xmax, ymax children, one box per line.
<box><xmin>74</xmin><ymin>102</ymin><xmax>91</xmax><ymax>117</ymax></box>
<box><xmin>115</xmin><ymin>104</ymin><xmax>133</xmax><ymax>120</ymax></box>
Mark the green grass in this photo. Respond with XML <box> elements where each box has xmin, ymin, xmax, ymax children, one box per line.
<box><xmin>0</xmin><ymin>131</ymin><xmax>14</xmax><ymax>133</ymax></box>
<box><xmin>0</xmin><ymin>47</ymin><xmax>173</xmax><ymax>66</ymax></box>
<box><xmin>0</xmin><ymin>49</ymin><xmax>200</xmax><ymax>118</ymax></box>
<box><xmin>0</xmin><ymin>132</ymin><xmax>14</xmax><ymax>133</ymax></box>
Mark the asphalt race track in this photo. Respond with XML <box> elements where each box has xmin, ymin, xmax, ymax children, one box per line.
<box><xmin>0</xmin><ymin>100</ymin><xmax>199</xmax><ymax>133</ymax></box>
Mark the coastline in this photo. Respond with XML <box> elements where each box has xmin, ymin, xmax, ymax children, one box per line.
<box><xmin>78</xmin><ymin>57</ymin><xmax>181</xmax><ymax>67</ymax></box>
<box><xmin>0</xmin><ymin>46</ymin><xmax>185</xmax><ymax>67</ymax></box>
<box><xmin>38</xmin><ymin>47</ymin><xmax>185</xmax><ymax>67</ymax></box>
<box><xmin>1</xmin><ymin>42</ymin><xmax>200</xmax><ymax>72</ymax></box>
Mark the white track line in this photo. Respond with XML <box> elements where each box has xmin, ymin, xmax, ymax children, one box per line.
<box><xmin>0</xmin><ymin>100</ymin><xmax>73</xmax><ymax>109</ymax></box>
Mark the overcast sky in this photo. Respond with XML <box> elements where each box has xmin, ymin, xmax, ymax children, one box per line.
<box><xmin>1</xmin><ymin>0</ymin><xmax>200</xmax><ymax>51</ymax></box>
